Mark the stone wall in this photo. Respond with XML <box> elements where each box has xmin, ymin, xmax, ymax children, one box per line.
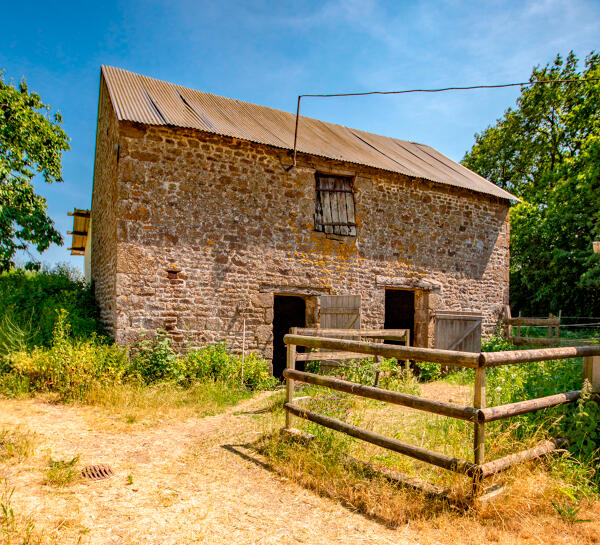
<box><xmin>92</xmin><ymin>115</ymin><xmax>510</xmax><ymax>357</ymax></box>
<box><xmin>90</xmin><ymin>79</ymin><xmax>120</xmax><ymax>334</ymax></box>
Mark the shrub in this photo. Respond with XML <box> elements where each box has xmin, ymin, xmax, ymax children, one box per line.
<box><xmin>184</xmin><ymin>343</ymin><xmax>236</xmax><ymax>382</ymax></box>
<box><xmin>482</xmin><ymin>335</ymin><xmax>516</xmax><ymax>352</ymax></box>
<box><xmin>130</xmin><ymin>330</ymin><xmax>184</xmax><ymax>383</ymax></box>
<box><xmin>236</xmin><ymin>352</ymin><xmax>278</xmax><ymax>390</ymax></box>
<box><xmin>184</xmin><ymin>343</ymin><xmax>277</xmax><ymax>390</ymax></box>
<box><xmin>415</xmin><ymin>361</ymin><xmax>441</xmax><ymax>382</ymax></box>
<box><xmin>4</xmin><ymin>311</ymin><xmax>129</xmax><ymax>401</ymax></box>
<box><xmin>0</xmin><ymin>265</ymin><xmax>106</xmax><ymax>348</ymax></box>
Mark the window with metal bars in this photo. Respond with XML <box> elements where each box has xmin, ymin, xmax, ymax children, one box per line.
<box><xmin>314</xmin><ymin>174</ymin><xmax>357</xmax><ymax>236</ymax></box>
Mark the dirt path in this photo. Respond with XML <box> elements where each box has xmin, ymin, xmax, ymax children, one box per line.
<box><xmin>0</xmin><ymin>394</ymin><xmax>417</xmax><ymax>545</ymax></box>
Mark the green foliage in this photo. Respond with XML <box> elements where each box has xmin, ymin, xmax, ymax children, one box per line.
<box><xmin>3</xmin><ymin>310</ymin><xmax>129</xmax><ymax>401</ymax></box>
<box><xmin>0</xmin><ymin>73</ymin><xmax>69</xmax><ymax>270</ymax></box>
<box><xmin>184</xmin><ymin>343</ymin><xmax>278</xmax><ymax>390</ymax></box>
<box><xmin>183</xmin><ymin>342</ymin><xmax>236</xmax><ymax>382</ymax></box>
<box><xmin>415</xmin><ymin>361</ymin><xmax>442</xmax><ymax>382</ymax></box>
<box><xmin>236</xmin><ymin>352</ymin><xmax>279</xmax><ymax>390</ymax></box>
<box><xmin>0</xmin><ymin>266</ymin><xmax>106</xmax><ymax>350</ymax></box>
<box><xmin>462</xmin><ymin>51</ymin><xmax>600</xmax><ymax>316</ymax></box>
<box><xmin>551</xmin><ymin>500</ymin><xmax>591</xmax><ymax>524</ymax></box>
<box><xmin>120</xmin><ymin>333</ymin><xmax>277</xmax><ymax>389</ymax></box>
<box><xmin>482</xmin><ymin>335</ymin><xmax>516</xmax><ymax>352</ymax></box>
<box><xmin>486</xmin><ymin>356</ymin><xmax>600</xmax><ymax>480</ymax></box>
<box><xmin>130</xmin><ymin>330</ymin><xmax>182</xmax><ymax>383</ymax></box>
<box><xmin>567</xmin><ymin>383</ymin><xmax>600</xmax><ymax>462</ymax></box>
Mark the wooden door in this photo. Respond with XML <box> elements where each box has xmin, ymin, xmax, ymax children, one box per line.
<box><xmin>434</xmin><ymin>311</ymin><xmax>482</xmax><ymax>352</ymax></box>
<box><xmin>319</xmin><ymin>295</ymin><xmax>361</xmax><ymax>329</ymax></box>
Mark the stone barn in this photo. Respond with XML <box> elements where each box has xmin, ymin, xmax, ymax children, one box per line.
<box><xmin>75</xmin><ymin>65</ymin><xmax>516</xmax><ymax>376</ymax></box>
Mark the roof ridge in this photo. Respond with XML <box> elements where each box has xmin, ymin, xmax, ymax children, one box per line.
<box><xmin>101</xmin><ymin>65</ymin><xmax>427</xmax><ymax>148</ymax></box>
<box><xmin>99</xmin><ymin>65</ymin><xmax>518</xmax><ymax>201</ymax></box>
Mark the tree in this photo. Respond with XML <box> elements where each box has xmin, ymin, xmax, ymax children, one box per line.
<box><xmin>0</xmin><ymin>73</ymin><xmax>69</xmax><ymax>271</ymax></box>
<box><xmin>462</xmin><ymin>52</ymin><xmax>600</xmax><ymax>316</ymax></box>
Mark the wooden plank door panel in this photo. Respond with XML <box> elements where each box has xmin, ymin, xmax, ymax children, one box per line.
<box><xmin>320</xmin><ymin>295</ymin><xmax>361</xmax><ymax>329</ymax></box>
<box><xmin>434</xmin><ymin>311</ymin><xmax>482</xmax><ymax>353</ymax></box>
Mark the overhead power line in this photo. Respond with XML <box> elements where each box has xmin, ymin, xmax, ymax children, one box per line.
<box><xmin>291</xmin><ymin>76</ymin><xmax>600</xmax><ymax>167</ymax></box>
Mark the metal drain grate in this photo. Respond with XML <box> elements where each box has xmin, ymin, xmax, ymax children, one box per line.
<box><xmin>81</xmin><ymin>464</ymin><xmax>114</xmax><ymax>481</ymax></box>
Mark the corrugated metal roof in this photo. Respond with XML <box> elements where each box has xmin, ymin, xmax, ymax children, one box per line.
<box><xmin>101</xmin><ymin>65</ymin><xmax>517</xmax><ymax>201</ymax></box>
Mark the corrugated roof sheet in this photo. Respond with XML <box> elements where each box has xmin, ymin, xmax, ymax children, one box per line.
<box><xmin>101</xmin><ymin>65</ymin><xmax>517</xmax><ymax>201</ymax></box>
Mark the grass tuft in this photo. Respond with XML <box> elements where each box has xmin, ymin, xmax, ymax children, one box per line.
<box><xmin>44</xmin><ymin>457</ymin><xmax>79</xmax><ymax>488</ymax></box>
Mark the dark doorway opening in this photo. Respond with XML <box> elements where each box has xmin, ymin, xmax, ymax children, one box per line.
<box><xmin>384</xmin><ymin>289</ymin><xmax>415</xmax><ymax>345</ymax></box>
<box><xmin>272</xmin><ymin>295</ymin><xmax>306</xmax><ymax>379</ymax></box>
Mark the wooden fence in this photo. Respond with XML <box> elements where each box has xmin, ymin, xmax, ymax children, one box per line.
<box><xmin>503</xmin><ymin>306</ymin><xmax>598</xmax><ymax>346</ymax></box>
<box><xmin>292</xmin><ymin>328</ymin><xmax>410</xmax><ymax>383</ymax></box>
<box><xmin>282</xmin><ymin>329</ymin><xmax>600</xmax><ymax>500</ymax></box>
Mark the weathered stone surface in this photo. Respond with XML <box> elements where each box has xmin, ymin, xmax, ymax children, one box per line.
<box><xmin>255</xmin><ymin>325</ymin><xmax>272</xmax><ymax>344</ymax></box>
<box><xmin>91</xmin><ymin>113</ymin><xmax>511</xmax><ymax>355</ymax></box>
<box><xmin>253</xmin><ymin>293</ymin><xmax>273</xmax><ymax>309</ymax></box>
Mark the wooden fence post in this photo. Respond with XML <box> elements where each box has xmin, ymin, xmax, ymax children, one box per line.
<box><xmin>503</xmin><ymin>305</ymin><xmax>512</xmax><ymax>341</ymax></box>
<box><xmin>473</xmin><ymin>366</ymin><xmax>486</xmax><ymax>495</ymax></box>
<box><xmin>583</xmin><ymin>356</ymin><xmax>600</xmax><ymax>393</ymax></box>
<box><xmin>285</xmin><ymin>327</ymin><xmax>298</xmax><ymax>430</ymax></box>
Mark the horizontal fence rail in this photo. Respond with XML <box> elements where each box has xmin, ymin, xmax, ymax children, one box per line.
<box><xmin>512</xmin><ymin>336</ymin><xmax>598</xmax><ymax>347</ymax></box>
<box><xmin>293</xmin><ymin>328</ymin><xmax>410</xmax><ymax>341</ymax></box>
<box><xmin>481</xmin><ymin>345</ymin><xmax>600</xmax><ymax>366</ymax></box>
<box><xmin>296</xmin><ymin>351</ymin><xmax>375</xmax><ymax>362</ymax></box>
<box><xmin>477</xmin><ymin>391</ymin><xmax>582</xmax><ymax>422</ymax></box>
<box><xmin>284</xmin><ymin>403</ymin><xmax>479</xmax><ymax>476</ymax></box>
<box><xmin>284</xmin><ymin>334</ymin><xmax>480</xmax><ymax>367</ymax></box>
<box><xmin>507</xmin><ymin>317</ymin><xmax>561</xmax><ymax>327</ymax></box>
<box><xmin>282</xmin><ymin>328</ymin><xmax>600</xmax><ymax>500</ymax></box>
<box><xmin>479</xmin><ymin>439</ymin><xmax>567</xmax><ymax>477</ymax></box>
<box><xmin>284</xmin><ymin>369</ymin><xmax>479</xmax><ymax>421</ymax></box>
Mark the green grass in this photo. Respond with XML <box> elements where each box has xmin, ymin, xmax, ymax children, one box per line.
<box><xmin>0</xmin><ymin>266</ymin><xmax>107</xmax><ymax>352</ymax></box>
<box><xmin>514</xmin><ymin>325</ymin><xmax>600</xmax><ymax>340</ymax></box>
<box><xmin>44</xmin><ymin>456</ymin><xmax>80</xmax><ymax>488</ymax></box>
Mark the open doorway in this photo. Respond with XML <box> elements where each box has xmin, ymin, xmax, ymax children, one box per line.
<box><xmin>272</xmin><ymin>295</ymin><xmax>306</xmax><ymax>379</ymax></box>
<box><xmin>384</xmin><ymin>289</ymin><xmax>415</xmax><ymax>345</ymax></box>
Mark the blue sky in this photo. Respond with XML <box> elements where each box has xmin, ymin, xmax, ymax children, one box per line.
<box><xmin>1</xmin><ymin>0</ymin><xmax>599</xmax><ymax>270</ymax></box>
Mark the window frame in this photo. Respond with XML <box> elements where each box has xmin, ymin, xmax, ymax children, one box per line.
<box><xmin>314</xmin><ymin>173</ymin><xmax>357</xmax><ymax>237</ymax></box>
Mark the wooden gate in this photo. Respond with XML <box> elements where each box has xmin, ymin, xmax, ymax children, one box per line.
<box><xmin>434</xmin><ymin>311</ymin><xmax>482</xmax><ymax>352</ymax></box>
<box><xmin>319</xmin><ymin>295</ymin><xmax>361</xmax><ymax>329</ymax></box>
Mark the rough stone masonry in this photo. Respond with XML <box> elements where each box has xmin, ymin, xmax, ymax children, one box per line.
<box><xmin>90</xmin><ymin>75</ymin><xmax>510</xmax><ymax>364</ymax></box>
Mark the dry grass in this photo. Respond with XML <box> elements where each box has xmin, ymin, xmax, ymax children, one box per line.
<box><xmin>74</xmin><ymin>380</ymin><xmax>254</xmax><ymax>425</ymax></box>
<box><xmin>0</xmin><ymin>428</ymin><xmax>34</xmax><ymax>462</ymax></box>
<box><xmin>258</xmin><ymin>431</ymin><xmax>600</xmax><ymax>544</ymax></box>
<box><xmin>1</xmin><ymin>480</ymin><xmax>51</xmax><ymax>545</ymax></box>
<box><xmin>0</xmin><ymin>383</ymin><xmax>597</xmax><ymax>544</ymax></box>
<box><xmin>257</xmin><ymin>381</ymin><xmax>600</xmax><ymax>544</ymax></box>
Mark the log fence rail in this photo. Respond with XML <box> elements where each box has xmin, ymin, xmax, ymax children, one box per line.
<box><xmin>282</xmin><ymin>328</ymin><xmax>600</xmax><ymax>500</ymax></box>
